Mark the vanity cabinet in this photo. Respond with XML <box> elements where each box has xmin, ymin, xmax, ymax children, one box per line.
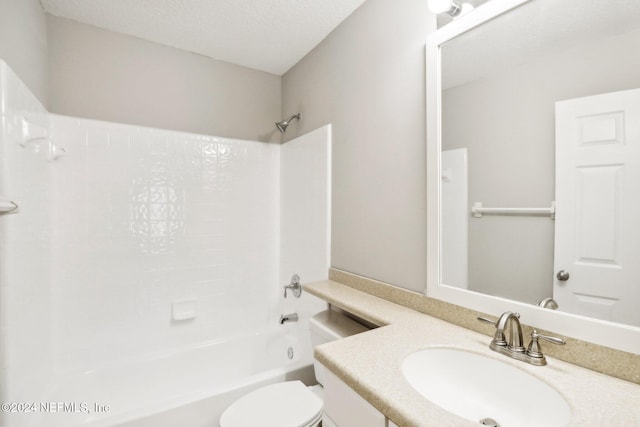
<box><xmin>322</xmin><ymin>365</ymin><xmax>397</xmax><ymax>427</ymax></box>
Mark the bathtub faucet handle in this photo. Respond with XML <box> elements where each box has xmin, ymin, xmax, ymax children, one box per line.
<box><xmin>284</xmin><ymin>274</ymin><xmax>302</xmax><ymax>298</ymax></box>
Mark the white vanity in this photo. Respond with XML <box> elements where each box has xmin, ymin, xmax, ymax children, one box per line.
<box><xmin>306</xmin><ymin>279</ymin><xmax>640</xmax><ymax>427</ymax></box>
<box><xmin>321</xmin><ymin>368</ymin><xmax>391</xmax><ymax>427</ymax></box>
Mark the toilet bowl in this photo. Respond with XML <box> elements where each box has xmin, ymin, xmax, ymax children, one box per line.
<box><xmin>219</xmin><ymin>309</ymin><xmax>369</xmax><ymax>427</ymax></box>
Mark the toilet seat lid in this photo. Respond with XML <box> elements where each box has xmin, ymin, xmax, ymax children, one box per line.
<box><xmin>220</xmin><ymin>380</ymin><xmax>323</xmax><ymax>427</ymax></box>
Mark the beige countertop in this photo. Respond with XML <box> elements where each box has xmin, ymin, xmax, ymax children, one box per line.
<box><xmin>306</xmin><ymin>280</ymin><xmax>640</xmax><ymax>427</ymax></box>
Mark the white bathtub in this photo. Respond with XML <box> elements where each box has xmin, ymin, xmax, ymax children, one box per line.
<box><xmin>26</xmin><ymin>325</ymin><xmax>315</xmax><ymax>427</ymax></box>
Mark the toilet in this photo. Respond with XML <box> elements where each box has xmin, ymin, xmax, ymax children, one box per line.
<box><xmin>219</xmin><ymin>309</ymin><xmax>369</xmax><ymax>427</ymax></box>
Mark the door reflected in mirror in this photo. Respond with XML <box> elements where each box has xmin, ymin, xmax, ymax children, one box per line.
<box><xmin>439</xmin><ymin>0</ymin><xmax>640</xmax><ymax>327</ymax></box>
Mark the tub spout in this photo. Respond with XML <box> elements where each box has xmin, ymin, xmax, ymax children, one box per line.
<box><xmin>279</xmin><ymin>313</ymin><xmax>298</xmax><ymax>324</ymax></box>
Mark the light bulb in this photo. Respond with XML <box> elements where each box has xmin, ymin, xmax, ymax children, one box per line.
<box><xmin>458</xmin><ymin>3</ymin><xmax>475</xmax><ymax>16</ymax></box>
<box><xmin>427</xmin><ymin>0</ymin><xmax>455</xmax><ymax>14</ymax></box>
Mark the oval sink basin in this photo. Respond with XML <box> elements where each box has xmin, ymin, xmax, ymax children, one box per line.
<box><xmin>402</xmin><ymin>347</ymin><xmax>571</xmax><ymax>427</ymax></box>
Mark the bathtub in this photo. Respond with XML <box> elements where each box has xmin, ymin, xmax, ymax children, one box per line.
<box><xmin>25</xmin><ymin>325</ymin><xmax>315</xmax><ymax>427</ymax></box>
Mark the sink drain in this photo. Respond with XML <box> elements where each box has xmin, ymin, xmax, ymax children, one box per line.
<box><xmin>479</xmin><ymin>418</ymin><xmax>500</xmax><ymax>427</ymax></box>
<box><xmin>287</xmin><ymin>346</ymin><xmax>294</xmax><ymax>360</ymax></box>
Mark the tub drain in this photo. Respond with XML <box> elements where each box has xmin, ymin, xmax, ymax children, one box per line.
<box><xmin>479</xmin><ymin>418</ymin><xmax>499</xmax><ymax>427</ymax></box>
<box><xmin>287</xmin><ymin>346</ymin><xmax>294</xmax><ymax>360</ymax></box>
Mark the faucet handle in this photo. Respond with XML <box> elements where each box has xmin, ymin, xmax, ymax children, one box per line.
<box><xmin>477</xmin><ymin>312</ymin><xmax>520</xmax><ymax>326</ymax></box>
<box><xmin>526</xmin><ymin>329</ymin><xmax>566</xmax><ymax>360</ymax></box>
<box><xmin>533</xmin><ymin>331</ymin><xmax>566</xmax><ymax>346</ymax></box>
<box><xmin>477</xmin><ymin>316</ymin><xmax>496</xmax><ymax>326</ymax></box>
<box><xmin>477</xmin><ymin>316</ymin><xmax>508</xmax><ymax>347</ymax></box>
<box><xmin>284</xmin><ymin>274</ymin><xmax>302</xmax><ymax>298</ymax></box>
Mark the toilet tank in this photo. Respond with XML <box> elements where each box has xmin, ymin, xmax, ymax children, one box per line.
<box><xmin>309</xmin><ymin>309</ymin><xmax>369</xmax><ymax>385</ymax></box>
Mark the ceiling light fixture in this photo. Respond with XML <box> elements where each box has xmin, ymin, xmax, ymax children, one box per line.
<box><xmin>428</xmin><ymin>0</ymin><xmax>474</xmax><ymax>17</ymax></box>
<box><xmin>428</xmin><ymin>0</ymin><xmax>462</xmax><ymax>16</ymax></box>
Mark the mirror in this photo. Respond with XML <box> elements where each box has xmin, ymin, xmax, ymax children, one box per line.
<box><xmin>426</xmin><ymin>0</ymin><xmax>640</xmax><ymax>354</ymax></box>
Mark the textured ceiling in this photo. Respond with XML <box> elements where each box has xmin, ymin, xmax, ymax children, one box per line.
<box><xmin>40</xmin><ymin>0</ymin><xmax>367</xmax><ymax>75</ymax></box>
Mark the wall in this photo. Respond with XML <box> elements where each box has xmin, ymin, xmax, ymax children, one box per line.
<box><xmin>48</xmin><ymin>116</ymin><xmax>281</xmax><ymax>374</ymax></box>
<box><xmin>1</xmin><ymin>61</ymin><xmax>331</xmax><ymax>426</ymax></box>
<box><xmin>42</xmin><ymin>1</ymin><xmax>436</xmax><ymax>293</ymax></box>
<box><xmin>279</xmin><ymin>125</ymin><xmax>332</xmax><ymax>332</ymax></box>
<box><xmin>45</xmin><ymin>118</ymin><xmax>331</xmax><ymax>375</ymax></box>
<box><xmin>442</xmin><ymin>27</ymin><xmax>640</xmax><ymax>304</ymax></box>
<box><xmin>282</xmin><ymin>0</ymin><xmax>436</xmax><ymax>292</ymax></box>
<box><xmin>0</xmin><ymin>0</ymin><xmax>48</xmax><ymax>105</ymax></box>
<box><xmin>47</xmin><ymin>16</ymin><xmax>282</xmax><ymax>142</ymax></box>
<box><xmin>0</xmin><ymin>61</ymin><xmax>51</xmax><ymax>427</ymax></box>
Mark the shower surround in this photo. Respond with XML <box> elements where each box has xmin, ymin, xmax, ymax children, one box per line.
<box><xmin>0</xmin><ymin>61</ymin><xmax>330</xmax><ymax>427</ymax></box>
<box><xmin>49</xmin><ymin>115</ymin><xmax>282</xmax><ymax>371</ymax></box>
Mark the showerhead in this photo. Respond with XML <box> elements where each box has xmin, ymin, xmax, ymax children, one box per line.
<box><xmin>275</xmin><ymin>113</ymin><xmax>301</xmax><ymax>133</ymax></box>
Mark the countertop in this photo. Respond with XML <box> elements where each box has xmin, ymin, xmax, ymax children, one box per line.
<box><xmin>306</xmin><ymin>280</ymin><xmax>640</xmax><ymax>427</ymax></box>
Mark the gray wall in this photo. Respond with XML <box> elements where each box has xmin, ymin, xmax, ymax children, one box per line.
<box><xmin>47</xmin><ymin>16</ymin><xmax>282</xmax><ymax>142</ymax></box>
<box><xmin>442</xmin><ymin>27</ymin><xmax>640</xmax><ymax>304</ymax></box>
<box><xmin>0</xmin><ymin>0</ymin><xmax>48</xmax><ymax>105</ymax></box>
<box><xmin>282</xmin><ymin>0</ymin><xmax>436</xmax><ymax>292</ymax></box>
<box><xmin>3</xmin><ymin>1</ymin><xmax>438</xmax><ymax>293</ymax></box>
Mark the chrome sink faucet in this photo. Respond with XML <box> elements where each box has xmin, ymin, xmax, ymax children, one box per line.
<box><xmin>493</xmin><ymin>311</ymin><xmax>525</xmax><ymax>353</ymax></box>
<box><xmin>478</xmin><ymin>311</ymin><xmax>565</xmax><ymax>366</ymax></box>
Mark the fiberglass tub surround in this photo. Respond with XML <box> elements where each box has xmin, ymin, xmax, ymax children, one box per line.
<box><xmin>0</xmin><ymin>60</ymin><xmax>331</xmax><ymax>427</ymax></box>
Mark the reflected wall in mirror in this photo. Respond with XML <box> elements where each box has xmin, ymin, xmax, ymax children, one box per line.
<box><xmin>439</xmin><ymin>0</ymin><xmax>640</xmax><ymax>327</ymax></box>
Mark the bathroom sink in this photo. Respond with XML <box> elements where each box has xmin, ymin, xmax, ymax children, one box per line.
<box><xmin>402</xmin><ymin>347</ymin><xmax>571</xmax><ymax>427</ymax></box>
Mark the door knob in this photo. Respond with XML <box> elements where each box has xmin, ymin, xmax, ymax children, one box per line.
<box><xmin>556</xmin><ymin>270</ymin><xmax>570</xmax><ymax>281</ymax></box>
